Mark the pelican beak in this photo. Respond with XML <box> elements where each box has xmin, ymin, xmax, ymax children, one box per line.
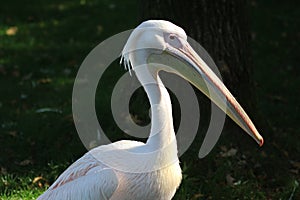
<box><xmin>159</xmin><ymin>38</ymin><xmax>264</xmax><ymax>146</ymax></box>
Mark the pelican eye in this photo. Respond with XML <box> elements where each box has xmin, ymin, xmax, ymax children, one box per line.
<box><xmin>169</xmin><ymin>35</ymin><xmax>175</xmax><ymax>40</ymax></box>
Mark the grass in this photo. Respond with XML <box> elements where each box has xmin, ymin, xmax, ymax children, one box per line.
<box><xmin>0</xmin><ymin>0</ymin><xmax>299</xmax><ymax>199</ymax></box>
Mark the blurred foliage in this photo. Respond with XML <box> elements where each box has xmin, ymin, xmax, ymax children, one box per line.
<box><xmin>0</xmin><ymin>0</ymin><xmax>299</xmax><ymax>199</ymax></box>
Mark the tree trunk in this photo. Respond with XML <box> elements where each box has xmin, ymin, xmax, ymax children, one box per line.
<box><xmin>139</xmin><ymin>0</ymin><xmax>257</xmax><ymax>136</ymax></box>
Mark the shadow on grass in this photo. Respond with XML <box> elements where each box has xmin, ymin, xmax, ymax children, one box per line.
<box><xmin>0</xmin><ymin>0</ymin><xmax>299</xmax><ymax>199</ymax></box>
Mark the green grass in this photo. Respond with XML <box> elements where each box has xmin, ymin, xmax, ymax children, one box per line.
<box><xmin>0</xmin><ymin>0</ymin><xmax>299</xmax><ymax>199</ymax></box>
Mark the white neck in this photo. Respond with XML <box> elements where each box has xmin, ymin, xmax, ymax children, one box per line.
<box><xmin>129</xmin><ymin>51</ymin><xmax>177</xmax><ymax>152</ymax></box>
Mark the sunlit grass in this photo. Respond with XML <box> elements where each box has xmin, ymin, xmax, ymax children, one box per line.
<box><xmin>0</xmin><ymin>0</ymin><xmax>299</xmax><ymax>199</ymax></box>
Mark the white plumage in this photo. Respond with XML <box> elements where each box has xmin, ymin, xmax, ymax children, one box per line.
<box><xmin>38</xmin><ymin>140</ymin><xmax>182</xmax><ymax>200</ymax></box>
<box><xmin>38</xmin><ymin>20</ymin><xmax>263</xmax><ymax>200</ymax></box>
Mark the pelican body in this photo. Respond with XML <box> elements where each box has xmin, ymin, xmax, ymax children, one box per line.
<box><xmin>38</xmin><ymin>20</ymin><xmax>263</xmax><ymax>200</ymax></box>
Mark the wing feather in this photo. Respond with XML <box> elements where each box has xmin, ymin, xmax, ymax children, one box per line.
<box><xmin>38</xmin><ymin>152</ymin><xmax>119</xmax><ymax>200</ymax></box>
<box><xmin>38</xmin><ymin>141</ymin><xmax>143</xmax><ymax>199</ymax></box>
<box><xmin>38</xmin><ymin>167</ymin><xmax>118</xmax><ymax>200</ymax></box>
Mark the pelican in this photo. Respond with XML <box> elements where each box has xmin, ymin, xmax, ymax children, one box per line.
<box><xmin>38</xmin><ymin>20</ymin><xmax>263</xmax><ymax>200</ymax></box>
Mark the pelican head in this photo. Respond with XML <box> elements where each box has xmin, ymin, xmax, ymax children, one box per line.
<box><xmin>121</xmin><ymin>20</ymin><xmax>263</xmax><ymax>146</ymax></box>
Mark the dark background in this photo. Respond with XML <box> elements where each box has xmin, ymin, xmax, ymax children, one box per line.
<box><xmin>0</xmin><ymin>0</ymin><xmax>299</xmax><ymax>199</ymax></box>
